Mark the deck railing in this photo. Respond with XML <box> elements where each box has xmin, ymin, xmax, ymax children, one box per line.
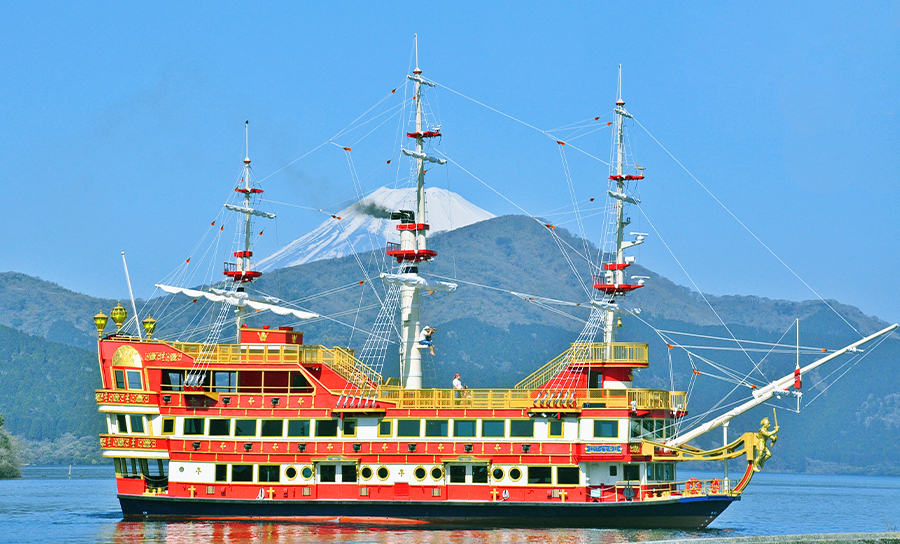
<box><xmin>167</xmin><ymin>342</ymin><xmax>383</xmax><ymax>389</ymax></box>
<box><xmin>514</xmin><ymin>342</ymin><xmax>650</xmax><ymax>390</ymax></box>
<box><xmin>377</xmin><ymin>386</ymin><xmax>685</xmax><ymax>411</ymax></box>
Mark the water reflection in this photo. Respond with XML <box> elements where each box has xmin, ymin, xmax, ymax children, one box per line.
<box><xmin>105</xmin><ymin>521</ymin><xmax>728</xmax><ymax>544</ymax></box>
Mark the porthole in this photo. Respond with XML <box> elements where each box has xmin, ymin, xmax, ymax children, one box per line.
<box><xmin>431</xmin><ymin>466</ymin><xmax>444</xmax><ymax>480</ymax></box>
<box><xmin>178</xmin><ymin>466</ymin><xmax>184</xmax><ymax>473</ymax></box>
<box><xmin>376</xmin><ymin>466</ymin><xmax>390</xmax><ymax>480</ymax></box>
<box><xmin>492</xmin><ymin>467</ymin><xmax>505</xmax><ymax>481</ymax></box>
<box><xmin>301</xmin><ymin>465</ymin><xmax>313</xmax><ymax>479</ymax></box>
<box><xmin>509</xmin><ymin>467</ymin><xmax>522</xmax><ymax>481</ymax></box>
<box><xmin>285</xmin><ymin>466</ymin><xmax>298</xmax><ymax>480</ymax></box>
<box><xmin>414</xmin><ymin>466</ymin><xmax>427</xmax><ymax>481</ymax></box>
<box><xmin>361</xmin><ymin>466</ymin><xmax>373</xmax><ymax>480</ymax></box>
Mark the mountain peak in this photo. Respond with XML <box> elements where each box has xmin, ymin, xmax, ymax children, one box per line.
<box><xmin>256</xmin><ymin>186</ymin><xmax>494</xmax><ymax>271</ymax></box>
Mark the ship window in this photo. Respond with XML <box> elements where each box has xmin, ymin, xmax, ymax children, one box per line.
<box><xmin>655</xmin><ymin>419</ymin><xmax>667</xmax><ymax>439</ymax></box>
<box><xmin>454</xmin><ymin>420</ymin><xmax>476</xmax><ymax>438</ymax></box>
<box><xmin>623</xmin><ymin>464</ymin><xmax>640</xmax><ymax>481</ymax></box>
<box><xmin>114</xmin><ymin>370</ymin><xmax>126</xmax><ymax>389</ymax></box>
<box><xmin>215</xmin><ymin>464</ymin><xmax>227</xmax><ymax>482</ymax></box>
<box><xmin>115</xmin><ymin>414</ymin><xmax>128</xmax><ymax>433</ymax></box>
<box><xmin>184</xmin><ymin>418</ymin><xmax>205</xmax><ymax>435</ymax></box>
<box><xmin>510</xmin><ymin>420</ymin><xmax>534</xmax><ymax>438</ymax></box>
<box><xmin>557</xmin><ymin>466</ymin><xmax>579</xmax><ymax>485</ymax></box>
<box><xmin>664</xmin><ymin>463</ymin><xmax>674</xmax><ymax>481</ymax></box>
<box><xmin>609</xmin><ymin>465</ymin><xmax>618</xmax><ymax>477</ymax></box>
<box><xmin>259</xmin><ymin>465</ymin><xmax>280</xmax><ymax>483</ymax></box>
<box><xmin>449</xmin><ymin>465</ymin><xmax>466</xmax><ymax>483</ymax></box>
<box><xmin>414</xmin><ymin>466</ymin><xmax>427</xmax><ymax>480</ymax></box>
<box><xmin>548</xmin><ymin>419</ymin><xmax>563</xmax><ymax>437</ymax></box>
<box><xmin>263</xmin><ymin>371</ymin><xmax>289</xmax><ymax>394</ymax></box>
<box><xmin>289</xmin><ymin>371</ymin><xmax>312</xmax><ymax>393</ymax></box>
<box><xmin>378</xmin><ymin>420</ymin><xmax>392</xmax><ymax>437</ymax></box>
<box><xmin>424</xmin><ymin>420</ymin><xmax>448</xmax><ymax>437</ymax></box>
<box><xmin>287</xmin><ymin>419</ymin><xmax>310</xmax><ymax>437</ymax></box>
<box><xmin>231</xmin><ymin>464</ymin><xmax>253</xmax><ymax>482</ymax></box>
<box><xmin>237</xmin><ymin>370</ymin><xmax>262</xmax><ymax>394</ymax></box>
<box><xmin>341</xmin><ymin>464</ymin><xmax>357</xmax><ymax>483</ymax></box>
<box><xmin>302</xmin><ymin>466</ymin><xmax>314</xmax><ymax>479</ymax></box>
<box><xmin>213</xmin><ymin>371</ymin><xmax>237</xmax><ymax>393</ymax></box>
<box><xmin>285</xmin><ymin>466</ymin><xmax>297</xmax><ymax>480</ymax></box>
<box><xmin>261</xmin><ymin>420</ymin><xmax>284</xmax><ymax>437</ymax></box>
<box><xmin>509</xmin><ymin>467</ymin><xmax>522</xmax><ymax>481</ymax></box>
<box><xmin>492</xmin><ymin>467</ymin><xmax>504</xmax><ymax>481</ymax></box>
<box><xmin>235</xmin><ymin>419</ymin><xmax>257</xmax><ymax>437</ymax></box>
<box><xmin>360</xmin><ymin>466</ymin><xmax>373</xmax><ymax>480</ymax></box>
<box><xmin>630</xmin><ymin>419</ymin><xmax>642</xmax><ymax>439</ymax></box>
<box><xmin>481</xmin><ymin>420</ymin><xmax>505</xmax><ymax>438</ymax></box>
<box><xmin>315</xmin><ymin>419</ymin><xmax>338</xmax><ymax>437</ymax></box>
<box><xmin>643</xmin><ymin>419</ymin><xmax>655</xmax><ymax>438</ymax></box>
<box><xmin>342</xmin><ymin>419</ymin><xmax>357</xmax><ymax>437</ymax></box>
<box><xmin>320</xmin><ymin>465</ymin><xmax>337</xmax><ymax>483</ymax></box>
<box><xmin>594</xmin><ymin>420</ymin><xmax>618</xmax><ymax>438</ymax></box>
<box><xmin>126</xmin><ymin>370</ymin><xmax>142</xmax><ymax>390</ymax></box>
<box><xmin>472</xmin><ymin>465</ymin><xmax>488</xmax><ymax>484</ymax></box>
<box><xmin>161</xmin><ymin>370</ymin><xmax>183</xmax><ymax>391</ymax></box>
<box><xmin>376</xmin><ymin>466</ymin><xmax>389</xmax><ymax>480</ymax></box>
<box><xmin>431</xmin><ymin>467</ymin><xmax>443</xmax><ymax>480</ymax></box>
<box><xmin>209</xmin><ymin>419</ymin><xmax>230</xmax><ymax>437</ymax></box>
<box><xmin>129</xmin><ymin>415</ymin><xmax>145</xmax><ymax>434</ymax></box>
<box><xmin>162</xmin><ymin>418</ymin><xmax>175</xmax><ymax>435</ymax></box>
<box><xmin>527</xmin><ymin>466</ymin><xmax>552</xmax><ymax>484</ymax></box>
<box><xmin>396</xmin><ymin>419</ymin><xmax>421</xmax><ymax>438</ymax></box>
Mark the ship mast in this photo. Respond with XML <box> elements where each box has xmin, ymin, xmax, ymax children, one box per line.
<box><xmin>597</xmin><ymin>65</ymin><xmax>645</xmax><ymax>344</ymax></box>
<box><xmin>384</xmin><ymin>36</ymin><xmax>453</xmax><ymax>389</ymax></box>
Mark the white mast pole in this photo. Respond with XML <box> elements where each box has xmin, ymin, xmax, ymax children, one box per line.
<box><xmin>121</xmin><ymin>251</ymin><xmax>142</xmax><ymax>340</ymax></box>
<box><xmin>604</xmin><ymin>65</ymin><xmax>627</xmax><ymax>346</ymax></box>
<box><xmin>399</xmin><ymin>36</ymin><xmax>427</xmax><ymax>389</ymax></box>
<box><xmin>235</xmin><ymin>121</ymin><xmax>252</xmax><ymax>342</ymax></box>
<box><xmin>666</xmin><ymin>323</ymin><xmax>898</xmax><ymax>447</ymax></box>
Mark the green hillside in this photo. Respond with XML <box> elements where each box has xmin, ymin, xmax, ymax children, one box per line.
<box><xmin>0</xmin><ymin>215</ymin><xmax>897</xmax><ymax>472</ymax></box>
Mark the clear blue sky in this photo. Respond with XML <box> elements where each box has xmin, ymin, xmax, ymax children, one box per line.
<box><xmin>2</xmin><ymin>2</ymin><xmax>898</xmax><ymax>325</ymax></box>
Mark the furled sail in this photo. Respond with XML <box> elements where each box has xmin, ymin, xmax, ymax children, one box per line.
<box><xmin>156</xmin><ymin>284</ymin><xmax>319</xmax><ymax>320</ymax></box>
<box><xmin>378</xmin><ymin>273</ymin><xmax>457</xmax><ymax>293</ymax></box>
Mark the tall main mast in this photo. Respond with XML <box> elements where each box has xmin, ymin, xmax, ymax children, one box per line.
<box><xmin>385</xmin><ymin>37</ymin><xmax>452</xmax><ymax>389</ymax></box>
<box><xmin>595</xmin><ymin>66</ymin><xmax>645</xmax><ymax>343</ymax></box>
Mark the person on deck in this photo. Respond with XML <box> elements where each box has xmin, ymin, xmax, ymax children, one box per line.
<box><xmin>452</xmin><ymin>373</ymin><xmax>463</xmax><ymax>390</ymax></box>
<box><xmin>418</xmin><ymin>326</ymin><xmax>436</xmax><ymax>356</ymax></box>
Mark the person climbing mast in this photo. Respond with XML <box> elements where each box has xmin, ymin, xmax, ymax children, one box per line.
<box><xmin>418</xmin><ymin>326</ymin><xmax>436</xmax><ymax>356</ymax></box>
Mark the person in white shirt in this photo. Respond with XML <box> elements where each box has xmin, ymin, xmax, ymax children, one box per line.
<box><xmin>417</xmin><ymin>326</ymin><xmax>436</xmax><ymax>355</ymax></box>
<box><xmin>452</xmin><ymin>373</ymin><xmax>462</xmax><ymax>390</ymax></box>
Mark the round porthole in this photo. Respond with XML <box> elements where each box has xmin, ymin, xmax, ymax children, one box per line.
<box><xmin>178</xmin><ymin>466</ymin><xmax>184</xmax><ymax>473</ymax></box>
<box><xmin>301</xmin><ymin>466</ymin><xmax>314</xmax><ymax>479</ymax></box>
<box><xmin>376</xmin><ymin>466</ymin><xmax>390</xmax><ymax>480</ymax></box>
<box><xmin>285</xmin><ymin>466</ymin><xmax>298</xmax><ymax>480</ymax></box>
<box><xmin>492</xmin><ymin>467</ymin><xmax>504</xmax><ymax>481</ymax></box>
<box><xmin>414</xmin><ymin>466</ymin><xmax>427</xmax><ymax>481</ymax></box>
<box><xmin>431</xmin><ymin>466</ymin><xmax>444</xmax><ymax>480</ymax></box>
<box><xmin>509</xmin><ymin>467</ymin><xmax>522</xmax><ymax>481</ymax></box>
<box><xmin>361</xmin><ymin>466</ymin><xmax>373</xmax><ymax>480</ymax></box>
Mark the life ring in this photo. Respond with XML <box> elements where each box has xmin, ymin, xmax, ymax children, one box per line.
<box><xmin>685</xmin><ymin>477</ymin><xmax>702</xmax><ymax>495</ymax></box>
<box><xmin>710</xmin><ymin>478</ymin><xmax>721</xmax><ymax>494</ymax></box>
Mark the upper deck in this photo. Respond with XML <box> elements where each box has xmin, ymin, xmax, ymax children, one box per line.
<box><xmin>97</xmin><ymin>337</ymin><xmax>684</xmax><ymax>413</ymax></box>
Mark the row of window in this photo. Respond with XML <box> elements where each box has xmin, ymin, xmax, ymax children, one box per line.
<box><xmin>160</xmin><ymin>417</ymin><xmax>627</xmax><ymax>439</ymax></box>
<box><xmin>161</xmin><ymin>370</ymin><xmax>312</xmax><ymax>394</ymax></box>
<box><xmin>208</xmin><ymin>463</ymin><xmax>583</xmax><ymax>485</ymax></box>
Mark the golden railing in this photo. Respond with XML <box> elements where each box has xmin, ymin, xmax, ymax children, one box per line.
<box><xmin>514</xmin><ymin>342</ymin><xmax>650</xmax><ymax>390</ymax></box>
<box><xmin>166</xmin><ymin>342</ymin><xmax>383</xmax><ymax>390</ymax></box>
<box><xmin>377</xmin><ymin>386</ymin><xmax>685</xmax><ymax>411</ymax></box>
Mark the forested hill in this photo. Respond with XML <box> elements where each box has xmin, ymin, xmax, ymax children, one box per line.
<box><xmin>0</xmin><ymin>215</ymin><xmax>897</xmax><ymax>472</ymax></box>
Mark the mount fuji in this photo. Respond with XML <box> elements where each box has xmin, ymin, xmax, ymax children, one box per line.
<box><xmin>256</xmin><ymin>186</ymin><xmax>495</xmax><ymax>271</ymax></box>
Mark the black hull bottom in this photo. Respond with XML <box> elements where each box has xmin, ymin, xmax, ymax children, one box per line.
<box><xmin>119</xmin><ymin>494</ymin><xmax>738</xmax><ymax>529</ymax></box>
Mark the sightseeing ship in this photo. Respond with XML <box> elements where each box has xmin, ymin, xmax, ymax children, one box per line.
<box><xmin>92</xmin><ymin>60</ymin><xmax>897</xmax><ymax>529</ymax></box>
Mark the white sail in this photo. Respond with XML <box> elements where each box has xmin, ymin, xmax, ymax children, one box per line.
<box><xmin>224</xmin><ymin>204</ymin><xmax>276</xmax><ymax>219</ymax></box>
<box><xmin>156</xmin><ymin>284</ymin><xmax>319</xmax><ymax>320</ymax></box>
<box><xmin>379</xmin><ymin>273</ymin><xmax>457</xmax><ymax>293</ymax></box>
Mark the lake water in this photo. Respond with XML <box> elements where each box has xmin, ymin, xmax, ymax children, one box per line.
<box><xmin>1</xmin><ymin>466</ymin><xmax>898</xmax><ymax>543</ymax></box>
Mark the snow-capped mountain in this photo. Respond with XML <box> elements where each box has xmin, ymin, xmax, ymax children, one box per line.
<box><xmin>256</xmin><ymin>186</ymin><xmax>495</xmax><ymax>271</ymax></box>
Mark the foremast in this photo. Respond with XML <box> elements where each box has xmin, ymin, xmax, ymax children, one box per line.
<box><xmin>384</xmin><ymin>41</ymin><xmax>454</xmax><ymax>389</ymax></box>
<box><xmin>597</xmin><ymin>66</ymin><xmax>645</xmax><ymax>345</ymax></box>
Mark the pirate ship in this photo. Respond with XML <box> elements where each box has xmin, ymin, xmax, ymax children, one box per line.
<box><xmin>92</xmin><ymin>58</ymin><xmax>897</xmax><ymax>528</ymax></box>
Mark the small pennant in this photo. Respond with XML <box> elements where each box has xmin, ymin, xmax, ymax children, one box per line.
<box><xmin>186</xmin><ymin>258</ymin><xmax>191</xmax><ymax>264</ymax></box>
<box><xmin>343</xmin><ymin>147</ymin><xmax>351</xmax><ymax>152</ymax></box>
<box><xmin>220</xmin><ymin>226</ymin><xmax>224</xmax><ymax>231</ymax></box>
<box><xmin>595</xmin><ymin>116</ymin><xmax>600</xmax><ymax>121</ymax></box>
<box><xmin>386</xmin><ymin>159</ymin><xmax>391</xmax><ymax>164</ymax></box>
<box><xmin>556</xmin><ymin>140</ymin><xmax>565</xmax><ymax>146</ymax></box>
<box><xmin>211</xmin><ymin>221</ymin><xmax>215</xmax><ymax>226</ymax></box>
<box><xmin>607</xmin><ymin>122</ymin><xmax>612</xmax><ymax>126</ymax></box>
<box><xmin>358</xmin><ymin>281</ymin><xmax>364</xmax><ymax>285</ymax></box>
<box><xmin>391</xmin><ymin>89</ymin><xmax>396</xmax><ymax>93</ymax></box>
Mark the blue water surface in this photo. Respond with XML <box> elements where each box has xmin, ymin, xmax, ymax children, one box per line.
<box><xmin>0</xmin><ymin>466</ymin><xmax>897</xmax><ymax>543</ymax></box>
